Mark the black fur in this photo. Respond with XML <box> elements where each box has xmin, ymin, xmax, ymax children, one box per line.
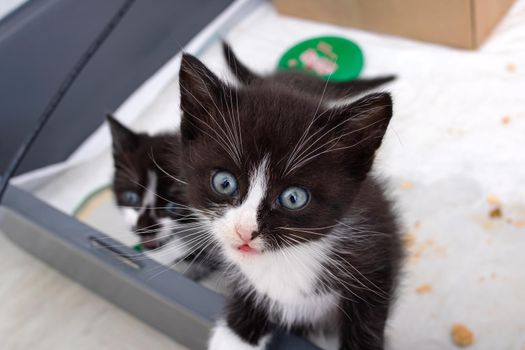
<box><xmin>178</xmin><ymin>53</ymin><xmax>402</xmax><ymax>350</ymax></box>
<box><xmin>108</xmin><ymin>116</ymin><xmax>220</xmax><ymax>279</ymax></box>
<box><xmin>108</xmin><ymin>115</ymin><xmax>189</xmax><ymax>249</ymax></box>
<box><xmin>225</xmin><ymin>291</ymin><xmax>273</xmax><ymax>346</ymax></box>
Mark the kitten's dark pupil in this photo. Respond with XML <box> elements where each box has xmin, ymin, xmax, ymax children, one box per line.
<box><xmin>289</xmin><ymin>193</ymin><xmax>297</xmax><ymax>204</ymax></box>
<box><xmin>221</xmin><ymin>178</ymin><xmax>230</xmax><ymax>190</ymax></box>
<box><xmin>166</xmin><ymin>202</ymin><xmax>177</xmax><ymax>213</ymax></box>
<box><xmin>123</xmin><ymin>191</ymin><xmax>140</xmax><ymax>206</ymax></box>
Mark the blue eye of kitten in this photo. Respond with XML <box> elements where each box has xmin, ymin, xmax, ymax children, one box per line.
<box><xmin>122</xmin><ymin>191</ymin><xmax>140</xmax><ymax>207</ymax></box>
<box><xmin>164</xmin><ymin>201</ymin><xmax>178</xmax><ymax>214</ymax></box>
<box><xmin>278</xmin><ymin>186</ymin><xmax>309</xmax><ymax>210</ymax></box>
<box><xmin>211</xmin><ymin>171</ymin><xmax>238</xmax><ymax>196</ymax></box>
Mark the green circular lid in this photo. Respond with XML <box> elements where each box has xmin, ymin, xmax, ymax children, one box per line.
<box><xmin>277</xmin><ymin>36</ymin><xmax>364</xmax><ymax>81</ymax></box>
<box><xmin>133</xmin><ymin>243</ymin><xmax>144</xmax><ymax>253</ymax></box>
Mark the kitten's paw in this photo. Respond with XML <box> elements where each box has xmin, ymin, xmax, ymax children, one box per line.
<box><xmin>208</xmin><ymin>321</ymin><xmax>269</xmax><ymax>350</ymax></box>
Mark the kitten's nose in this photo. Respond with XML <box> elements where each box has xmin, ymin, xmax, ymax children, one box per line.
<box><xmin>141</xmin><ymin>235</ymin><xmax>160</xmax><ymax>250</ymax></box>
<box><xmin>235</xmin><ymin>224</ymin><xmax>256</xmax><ymax>242</ymax></box>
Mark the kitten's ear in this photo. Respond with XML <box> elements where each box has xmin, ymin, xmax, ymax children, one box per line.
<box><xmin>106</xmin><ymin>114</ymin><xmax>139</xmax><ymax>154</ymax></box>
<box><xmin>179</xmin><ymin>54</ymin><xmax>228</xmax><ymax>141</ymax></box>
<box><xmin>328</xmin><ymin>93</ymin><xmax>393</xmax><ymax>180</ymax></box>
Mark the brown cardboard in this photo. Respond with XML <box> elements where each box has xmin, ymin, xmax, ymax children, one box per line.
<box><xmin>273</xmin><ymin>0</ymin><xmax>516</xmax><ymax>49</ymax></box>
<box><xmin>473</xmin><ymin>0</ymin><xmax>515</xmax><ymax>47</ymax></box>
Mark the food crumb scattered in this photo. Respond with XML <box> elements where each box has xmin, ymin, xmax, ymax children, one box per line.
<box><xmin>506</xmin><ymin>63</ymin><xmax>516</xmax><ymax>72</ymax></box>
<box><xmin>489</xmin><ymin>207</ymin><xmax>503</xmax><ymax>219</ymax></box>
<box><xmin>416</xmin><ymin>283</ymin><xmax>432</xmax><ymax>294</ymax></box>
<box><xmin>487</xmin><ymin>194</ymin><xmax>501</xmax><ymax>205</ymax></box>
<box><xmin>515</xmin><ymin>220</ymin><xmax>525</xmax><ymax>228</ymax></box>
<box><xmin>400</xmin><ymin>180</ymin><xmax>413</xmax><ymax>189</ymax></box>
<box><xmin>491</xmin><ymin>272</ymin><xmax>497</xmax><ymax>279</ymax></box>
<box><xmin>403</xmin><ymin>233</ymin><xmax>416</xmax><ymax>249</ymax></box>
<box><xmin>408</xmin><ymin>238</ymin><xmax>448</xmax><ymax>263</ymax></box>
<box><xmin>447</xmin><ymin>127</ymin><xmax>466</xmax><ymax>135</ymax></box>
<box><xmin>482</xmin><ymin>219</ymin><xmax>494</xmax><ymax>231</ymax></box>
<box><xmin>501</xmin><ymin>115</ymin><xmax>511</xmax><ymax>125</ymax></box>
<box><xmin>451</xmin><ymin>323</ymin><xmax>475</xmax><ymax>347</ymax></box>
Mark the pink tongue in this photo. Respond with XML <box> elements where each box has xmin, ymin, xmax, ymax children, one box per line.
<box><xmin>239</xmin><ymin>244</ymin><xmax>252</xmax><ymax>252</ymax></box>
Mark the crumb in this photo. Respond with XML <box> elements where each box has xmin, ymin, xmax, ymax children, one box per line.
<box><xmin>400</xmin><ymin>180</ymin><xmax>413</xmax><ymax>189</ymax></box>
<box><xmin>451</xmin><ymin>323</ymin><xmax>475</xmax><ymax>347</ymax></box>
<box><xmin>447</xmin><ymin>127</ymin><xmax>465</xmax><ymax>135</ymax></box>
<box><xmin>506</xmin><ymin>63</ymin><xmax>516</xmax><ymax>72</ymax></box>
<box><xmin>487</xmin><ymin>194</ymin><xmax>501</xmax><ymax>205</ymax></box>
<box><xmin>416</xmin><ymin>283</ymin><xmax>432</xmax><ymax>293</ymax></box>
<box><xmin>409</xmin><ymin>250</ymin><xmax>423</xmax><ymax>264</ymax></box>
<box><xmin>482</xmin><ymin>219</ymin><xmax>494</xmax><ymax>231</ymax></box>
<box><xmin>515</xmin><ymin>220</ymin><xmax>525</xmax><ymax>228</ymax></box>
<box><xmin>491</xmin><ymin>272</ymin><xmax>497</xmax><ymax>279</ymax></box>
<box><xmin>414</xmin><ymin>221</ymin><xmax>422</xmax><ymax>230</ymax></box>
<box><xmin>425</xmin><ymin>239</ymin><xmax>435</xmax><ymax>246</ymax></box>
<box><xmin>435</xmin><ymin>245</ymin><xmax>448</xmax><ymax>257</ymax></box>
<box><xmin>403</xmin><ymin>233</ymin><xmax>416</xmax><ymax>248</ymax></box>
<box><xmin>407</xmin><ymin>256</ymin><xmax>419</xmax><ymax>264</ymax></box>
<box><xmin>407</xmin><ymin>236</ymin><xmax>447</xmax><ymax>262</ymax></box>
<box><xmin>506</xmin><ymin>218</ymin><xmax>513</xmax><ymax>224</ymax></box>
<box><xmin>489</xmin><ymin>207</ymin><xmax>503</xmax><ymax>219</ymax></box>
<box><xmin>501</xmin><ymin>115</ymin><xmax>511</xmax><ymax>125</ymax></box>
<box><xmin>479</xmin><ymin>276</ymin><xmax>485</xmax><ymax>282</ymax></box>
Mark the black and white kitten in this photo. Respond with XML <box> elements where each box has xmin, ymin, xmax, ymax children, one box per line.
<box><xmin>177</xmin><ymin>54</ymin><xmax>402</xmax><ymax>350</ymax></box>
<box><xmin>108</xmin><ymin>116</ymin><xmax>220</xmax><ymax>278</ymax></box>
<box><xmin>107</xmin><ymin>116</ymin><xmax>190</xmax><ymax>255</ymax></box>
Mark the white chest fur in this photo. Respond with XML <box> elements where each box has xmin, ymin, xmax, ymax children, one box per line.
<box><xmin>268</xmin><ymin>292</ymin><xmax>339</xmax><ymax>327</ymax></box>
<box><xmin>236</xmin><ymin>240</ymin><xmax>338</xmax><ymax>327</ymax></box>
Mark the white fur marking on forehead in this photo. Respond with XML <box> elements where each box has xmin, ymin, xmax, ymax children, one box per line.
<box><xmin>233</xmin><ymin>157</ymin><xmax>269</xmax><ymax>233</ymax></box>
<box><xmin>243</xmin><ymin>157</ymin><xmax>269</xmax><ymax>211</ymax></box>
<box><xmin>141</xmin><ymin>170</ymin><xmax>158</xmax><ymax>213</ymax></box>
